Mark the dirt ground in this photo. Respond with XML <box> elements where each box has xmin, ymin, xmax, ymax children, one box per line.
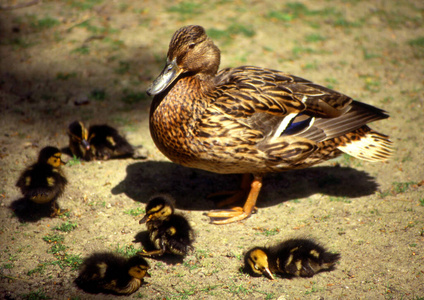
<box><xmin>1</xmin><ymin>0</ymin><xmax>423</xmax><ymax>299</ymax></box>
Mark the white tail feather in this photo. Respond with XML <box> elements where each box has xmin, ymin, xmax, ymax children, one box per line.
<box><xmin>337</xmin><ymin>132</ymin><xmax>392</xmax><ymax>162</ymax></box>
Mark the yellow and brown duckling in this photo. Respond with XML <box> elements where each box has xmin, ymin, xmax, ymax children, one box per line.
<box><xmin>138</xmin><ymin>195</ymin><xmax>195</xmax><ymax>257</ymax></box>
<box><xmin>147</xmin><ymin>25</ymin><xmax>393</xmax><ymax>224</ymax></box>
<box><xmin>244</xmin><ymin>238</ymin><xmax>340</xmax><ymax>280</ymax></box>
<box><xmin>16</xmin><ymin>146</ymin><xmax>67</xmax><ymax>217</ymax></box>
<box><xmin>75</xmin><ymin>252</ymin><xmax>150</xmax><ymax>295</ymax></box>
<box><xmin>68</xmin><ymin>120</ymin><xmax>135</xmax><ymax>161</ymax></box>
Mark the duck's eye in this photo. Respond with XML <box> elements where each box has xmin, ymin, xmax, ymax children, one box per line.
<box><xmin>188</xmin><ymin>43</ymin><xmax>196</xmax><ymax>49</ymax></box>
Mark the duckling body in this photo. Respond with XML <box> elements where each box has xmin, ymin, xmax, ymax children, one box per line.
<box><xmin>16</xmin><ymin>146</ymin><xmax>67</xmax><ymax>216</ymax></box>
<box><xmin>139</xmin><ymin>195</ymin><xmax>195</xmax><ymax>257</ymax></box>
<box><xmin>68</xmin><ymin>121</ymin><xmax>134</xmax><ymax>161</ymax></box>
<box><xmin>244</xmin><ymin>238</ymin><xmax>340</xmax><ymax>280</ymax></box>
<box><xmin>148</xmin><ymin>25</ymin><xmax>393</xmax><ymax>224</ymax></box>
<box><xmin>75</xmin><ymin>252</ymin><xmax>150</xmax><ymax>295</ymax></box>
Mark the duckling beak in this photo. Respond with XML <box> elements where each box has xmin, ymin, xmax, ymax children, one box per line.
<box><xmin>139</xmin><ymin>214</ymin><xmax>151</xmax><ymax>224</ymax></box>
<box><xmin>263</xmin><ymin>268</ymin><xmax>274</xmax><ymax>280</ymax></box>
<box><xmin>81</xmin><ymin>139</ymin><xmax>90</xmax><ymax>150</ymax></box>
<box><xmin>147</xmin><ymin>58</ymin><xmax>183</xmax><ymax>96</ymax></box>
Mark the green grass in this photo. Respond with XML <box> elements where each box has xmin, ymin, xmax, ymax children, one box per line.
<box><xmin>115</xmin><ymin>60</ymin><xmax>131</xmax><ymax>75</ymax></box>
<box><xmin>30</xmin><ymin>16</ymin><xmax>60</xmax><ymax>30</ymax></box>
<box><xmin>121</xmin><ymin>89</ymin><xmax>148</xmax><ymax>104</ymax></box>
<box><xmin>329</xmin><ymin>196</ymin><xmax>351</xmax><ymax>203</ymax></box>
<box><xmin>42</xmin><ymin>234</ymin><xmax>65</xmax><ymax>244</ymax></box>
<box><xmin>207</xmin><ymin>24</ymin><xmax>255</xmax><ymax>46</ymax></box>
<box><xmin>325</xmin><ymin>77</ymin><xmax>338</xmax><ymax>89</ymax></box>
<box><xmin>409</xmin><ymin>37</ymin><xmax>424</xmax><ymax>57</ymax></box>
<box><xmin>66</xmin><ymin>155</ymin><xmax>81</xmax><ymax>166</ymax></box>
<box><xmin>56</xmin><ymin>72</ymin><xmax>77</xmax><ymax>80</ymax></box>
<box><xmin>167</xmin><ymin>2</ymin><xmax>203</xmax><ymax>19</ymax></box>
<box><xmin>51</xmin><ymin>254</ymin><xmax>83</xmax><ymax>270</ymax></box>
<box><xmin>53</xmin><ymin>221</ymin><xmax>78</xmax><ymax>232</ymax></box>
<box><xmin>124</xmin><ymin>207</ymin><xmax>145</xmax><ymax>216</ymax></box>
<box><xmin>47</xmin><ymin>243</ymin><xmax>68</xmax><ymax>255</ymax></box>
<box><xmin>90</xmin><ymin>88</ymin><xmax>107</xmax><ymax>101</ymax></box>
<box><xmin>71</xmin><ymin>46</ymin><xmax>90</xmax><ymax>55</ymax></box>
<box><xmin>114</xmin><ymin>243</ymin><xmax>139</xmax><ymax>257</ymax></box>
<box><xmin>255</xmin><ymin>227</ymin><xmax>280</xmax><ymax>236</ymax></box>
<box><xmin>305</xmin><ymin>33</ymin><xmax>327</xmax><ymax>43</ymax></box>
<box><xmin>27</xmin><ymin>264</ymin><xmax>47</xmax><ymax>276</ymax></box>
<box><xmin>68</xmin><ymin>0</ymin><xmax>104</xmax><ymax>11</ymax></box>
<box><xmin>359</xmin><ymin>74</ymin><xmax>381</xmax><ymax>93</ymax></box>
<box><xmin>387</xmin><ymin>181</ymin><xmax>417</xmax><ymax>195</ymax></box>
<box><xmin>21</xmin><ymin>288</ymin><xmax>51</xmax><ymax>300</ymax></box>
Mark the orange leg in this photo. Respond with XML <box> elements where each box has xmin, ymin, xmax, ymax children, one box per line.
<box><xmin>207</xmin><ymin>173</ymin><xmax>252</xmax><ymax>207</ymax></box>
<box><xmin>207</xmin><ymin>174</ymin><xmax>263</xmax><ymax>224</ymax></box>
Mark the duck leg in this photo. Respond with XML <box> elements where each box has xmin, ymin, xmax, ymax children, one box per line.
<box><xmin>207</xmin><ymin>173</ymin><xmax>251</xmax><ymax>207</ymax></box>
<box><xmin>207</xmin><ymin>174</ymin><xmax>263</xmax><ymax>224</ymax></box>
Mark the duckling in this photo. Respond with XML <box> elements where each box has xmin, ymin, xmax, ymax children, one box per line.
<box><xmin>138</xmin><ymin>195</ymin><xmax>195</xmax><ymax>257</ymax></box>
<box><xmin>67</xmin><ymin>120</ymin><xmax>135</xmax><ymax>160</ymax></box>
<box><xmin>244</xmin><ymin>238</ymin><xmax>340</xmax><ymax>280</ymax></box>
<box><xmin>75</xmin><ymin>252</ymin><xmax>150</xmax><ymax>295</ymax></box>
<box><xmin>16</xmin><ymin>146</ymin><xmax>67</xmax><ymax>217</ymax></box>
<box><xmin>68</xmin><ymin>121</ymin><xmax>92</xmax><ymax>160</ymax></box>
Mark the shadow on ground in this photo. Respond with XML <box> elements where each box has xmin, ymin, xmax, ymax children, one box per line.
<box><xmin>112</xmin><ymin>161</ymin><xmax>379</xmax><ymax>211</ymax></box>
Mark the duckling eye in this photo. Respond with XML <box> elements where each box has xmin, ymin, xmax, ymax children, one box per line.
<box><xmin>188</xmin><ymin>43</ymin><xmax>196</xmax><ymax>49</ymax></box>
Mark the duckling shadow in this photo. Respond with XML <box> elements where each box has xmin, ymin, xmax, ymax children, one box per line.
<box><xmin>9</xmin><ymin>198</ymin><xmax>63</xmax><ymax>223</ymax></box>
<box><xmin>112</xmin><ymin>161</ymin><xmax>379</xmax><ymax>211</ymax></box>
<box><xmin>133</xmin><ymin>231</ymin><xmax>185</xmax><ymax>265</ymax></box>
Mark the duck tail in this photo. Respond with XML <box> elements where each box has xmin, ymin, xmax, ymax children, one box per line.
<box><xmin>336</xmin><ymin>126</ymin><xmax>393</xmax><ymax>162</ymax></box>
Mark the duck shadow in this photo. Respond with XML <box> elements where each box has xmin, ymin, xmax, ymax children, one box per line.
<box><xmin>112</xmin><ymin>161</ymin><xmax>379</xmax><ymax>211</ymax></box>
<box><xmin>9</xmin><ymin>198</ymin><xmax>65</xmax><ymax>223</ymax></box>
<box><xmin>133</xmin><ymin>231</ymin><xmax>185</xmax><ymax>265</ymax></box>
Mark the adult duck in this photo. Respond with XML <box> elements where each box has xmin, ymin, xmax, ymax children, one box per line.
<box><xmin>147</xmin><ymin>25</ymin><xmax>392</xmax><ymax>224</ymax></box>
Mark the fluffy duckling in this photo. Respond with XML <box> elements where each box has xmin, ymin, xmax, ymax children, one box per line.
<box><xmin>138</xmin><ymin>195</ymin><xmax>195</xmax><ymax>257</ymax></box>
<box><xmin>244</xmin><ymin>238</ymin><xmax>340</xmax><ymax>280</ymax></box>
<box><xmin>16</xmin><ymin>146</ymin><xmax>67</xmax><ymax>216</ymax></box>
<box><xmin>68</xmin><ymin>120</ymin><xmax>135</xmax><ymax>160</ymax></box>
<box><xmin>75</xmin><ymin>252</ymin><xmax>150</xmax><ymax>295</ymax></box>
<box><xmin>68</xmin><ymin>121</ymin><xmax>91</xmax><ymax>159</ymax></box>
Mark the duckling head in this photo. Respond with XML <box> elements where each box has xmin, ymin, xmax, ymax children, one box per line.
<box><xmin>245</xmin><ymin>248</ymin><xmax>274</xmax><ymax>280</ymax></box>
<box><xmin>139</xmin><ymin>195</ymin><xmax>175</xmax><ymax>224</ymax></box>
<box><xmin>147</xmin><ymin>25</ymin><xmax>220</xmax><ymax>96</ymax></box>
<box><xmin>68</xmin><ymin>121</ymin><xmax>91</xmax><ymax>150</ymax></box>
<box><xmin>38</xmin><ymin>146</ymin><xmax>64</xmax><ymax>168</ymax></box>
<box><xmin>127</xmin><ymin>256</ymin><xmax>150</xmax><ymax>280</ymax></box>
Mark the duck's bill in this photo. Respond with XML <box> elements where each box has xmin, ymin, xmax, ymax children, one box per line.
<box><xmin>263</xmin><ymin>268</ymin><xmax>275</xmax><ymax>280</ymax></box>
<box><xmin>139</xmin><ymin>214</ymin><xmax>150</xmax><ymax>224</ymax></box>
<box><xmin>147</xmin><ymin>58</ymin><xmax>183</xmax><ymax>96</ymax></box>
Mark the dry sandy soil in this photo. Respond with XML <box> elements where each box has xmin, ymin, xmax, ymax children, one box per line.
<box><xmin>1</xmin><ymin>0</ymin><xmax>423</xmax><ymax>299</ymax></box>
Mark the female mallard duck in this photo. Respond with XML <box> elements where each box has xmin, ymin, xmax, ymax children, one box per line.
<box><xmin>138</xmin><ymin>195</ymin><xmax>195</xmax><ymax>257</ymax></box>
<box><xmin>16</xmin><ymin>146</ymin><xmax>67</xmax><ymax>216</ymax></box>
<box><xmin>68</xmin><ymin>120</ymin><xmax>135</xmax><ymax>160</ymax></box>
<box><xmin>244</xmin><ymin>238</ymin><xmax>340</xmax><ymax>280</ymax></box>
<box><xmin>148</xmin><ymin>25</ymin><xmax>392</xmax><ymax>224</ymax></box>
<box><xmin>75</xmin><ymin>252</ymin><xmax>150</xmax><ymax>295</ymax></box>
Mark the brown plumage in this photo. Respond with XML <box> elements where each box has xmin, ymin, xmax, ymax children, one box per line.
<box><xmin>16</xmin><ymin>146</ymin><xmax>67</xmax><ymax>216</ymax></box>
<box><xmin>244</xmin><ymin>238</ymin><xmax>340</xmax><ymax>280</ymax></box>
<box><xmin>68</xmin><ymin>120</ymin><xmax>135</xmax><ymax>161</ymax></box>
<box><xmin>147</xmin><ymin>25</ymin><xmax>392</xmax><ymax>224</ymax></box>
